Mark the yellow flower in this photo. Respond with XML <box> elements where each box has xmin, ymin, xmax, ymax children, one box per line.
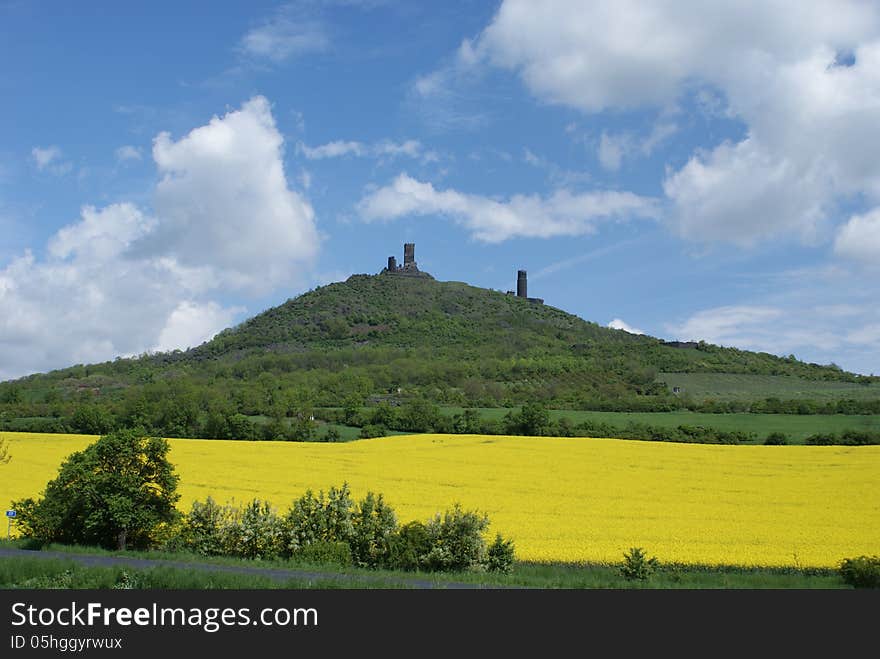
<box><xmin>2</xmin><ymin>432</ymin><xmax>877</xmax><ymax>568</ymax></box>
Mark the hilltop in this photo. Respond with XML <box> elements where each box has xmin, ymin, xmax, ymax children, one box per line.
<box><xmin>2</xmin><ymin>268</ymin><xmax>876</xmax><ymax>420</ymax></box>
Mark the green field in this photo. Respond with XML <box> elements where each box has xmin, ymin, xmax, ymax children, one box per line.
<box><xmin>657</xmin><ymin>373</ymin><xmax>880</xmax><ymax>402</ymax></box>
<box><xmin>437</xmin><ymin>407</ymin><xmax>880</xmax><ymax>443</ymax></box>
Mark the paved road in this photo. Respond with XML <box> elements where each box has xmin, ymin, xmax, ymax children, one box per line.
<box><xmin>0</xmin><ymin>548</ymin><xmax>500</xmax><ymax>589</ymax></box>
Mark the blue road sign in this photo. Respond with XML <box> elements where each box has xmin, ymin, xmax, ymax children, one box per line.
<box><xmin>5</xmin><ymin>510</ymin><xmax>15</xmax><ymax>518</ymax></box>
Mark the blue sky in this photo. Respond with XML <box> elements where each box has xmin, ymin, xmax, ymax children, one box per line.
<box><xmin>2</xmin><ymin>0</ymin><xmax>880</xmax><ymax>380</ymax></box>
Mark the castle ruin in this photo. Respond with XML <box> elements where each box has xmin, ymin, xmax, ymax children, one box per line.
<box><xmin>517</xmin><ymin>269</ymin><xmax>528</xmax><ymax>298</ymax></box>
<box><xmin>382</xmin><ymin>243</ymin><xmax>542</xmax><ymax>303</ymax></box>
<box><xmin>507</xmin><ymin>268</ymin><xmax>543</xmax><ymax>305</ymax></box>
<box><xmin>382</xmin><ymin>242</ymin><xmax>428</xmax><ymax>277</ymax></box>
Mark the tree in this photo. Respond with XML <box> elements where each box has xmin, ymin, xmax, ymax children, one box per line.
<box><xmin>0</xmin><ymin>436</ymin><xmax>10</xmax><ymax>465</ymax></box>
<box><xmin>13</xmin><ymin>429</ymin><xmax>180</xmax><ymax>550</ymax></box>
<box><xmin>507</xmin><ymin>402</ymin><xmax>551</xmax><ymax>436</ymax></box>
<box><xmin>70</xmin><ymin>405</ymin><xmax>115</xmax><ymax>435</ymax></box>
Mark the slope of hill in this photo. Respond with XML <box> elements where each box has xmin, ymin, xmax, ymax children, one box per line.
<box><xmin>1</xmin><ymin>271</ymin><xmax>878</xmax><ymax>433</ymax></box>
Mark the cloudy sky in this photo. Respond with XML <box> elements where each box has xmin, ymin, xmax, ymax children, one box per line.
<box><xmin>2</xmin><ymin>0</ymin><xmax>880</xmax><ymax>380</ymax></box>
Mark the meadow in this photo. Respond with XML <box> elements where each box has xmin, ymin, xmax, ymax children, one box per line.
<box><xmin>436</xmin><ymin>407</ymin><xmax>880</xmax><ymax>442</ymax></box>
<box><xmin>656</xmin><ymin>372</ymin><xmax>880</xmax><ymax>402</ymax></box>
<box><xmin>2</xmin><ymin>431</ymin><xmax>878</xmax><ymax>568</ymax></box>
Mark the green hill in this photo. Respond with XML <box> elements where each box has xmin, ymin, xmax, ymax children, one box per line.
<box><xmin>1</xmin><ymin>270</ymin><xmax>878</xmax><ymax>438</ymax></box>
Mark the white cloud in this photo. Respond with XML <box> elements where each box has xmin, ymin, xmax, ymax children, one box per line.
<box><xmin>598</xmin><ymin>122</ymin><xmax>679</xmax><ymax>172</ymax></box>
<box><xmin>154</xmin><ymin>301</ymin><xmax>242</xmax><ymax>353</ymax></box>
<box><xmin>31</xmin><ymin>146</ymin><xmax>72</xmax><ymax>175</ymax></box>
<box><xmin>115</xmin><ymin>145</ymin><xmax>142</xmax><ymax>162</ymax></box>
<box><xmin>409</xmin><ymin>40</ymin><xmax>492</xmax><ymax>131</ymax></box>
<box><xmin>670</xmin><ymin>306</ymin><xmax>786</xmax><ymax>348</ymax></box>
<box><xmin>357</xmin><ymin>173</ymin><xmax>658</xmax><ymax>243</ymax></box>
<box><xmin>475</xmin><ymin>0</ymin><xmax>877</xmax><ymax>111</ymax></box>
<box><xmin>298</xmin><ymin>139</ymin><xmax>425</xmax><ymax>161</ymax></box>
<box><xmin>145</xmin><ymin>96</ymin><xmax>319</xmax><ymax>292</ymax></box>
<box><xmin>31</xmin><ymin>146</ymin><xmax>61</xmax><ymax>169</ymax></box>
<box><xmin>834</xmin><ymin>207</ymin><xmax>880</xmax><ymax>265</ymax></box>
<box><xmin>239</xmin><ymin>13</ymin><xmax>327</xmax><ymax>62</ymax></box>
<box><xmin>375</xmin><ymin>139</ymin><xmax>422</xmax><ymax>159</ymax></box>
<box><xmin>597</xmin><ymin>133</ymin><xmax>628</xmax><ymax>172</ymax></box>
<box><xmin>523</xmin><ymin>149</ymin><xmax>592</xmax><ymax>187</ymax></box>
<box><xmin>0</xmin><ymin>204</ymin><xmax>237</xmax><ymax>380</ymax></box>
<box><xmin>663</xmin><ymin>137</ymin><xmax>828</xmax><ymax>245</ymax></box>
<box><xmin>0</xmin><ymin>96</ymin><xmax>319</xmax><ymax>380</ymax></box>
<box><xmin>463</xmin><ymin>1</ymin><xmax>880</xmax><ymax>245</ymax></box>
<box><xmin>666</xmin><ymin>299</ymin><xmax>880</xmax><ymax>373</ymax></box>
<box><xmin>48</xmin><ymin>203</ymin><xmax>155</xmax><ymax>261</ymax></box>
<box><xmin>608</xmin><ymin>318</ymin><xmax>644</xmax><ymax>335</ymax></box>
<box><xmin>299</xmin><ymin>140</ymin><xmax>367</xmax><ymax>159</ymax></box>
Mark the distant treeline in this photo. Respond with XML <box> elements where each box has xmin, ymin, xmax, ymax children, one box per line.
<box><xmin>2</xmin><ymin>392</ymin><xmax>880</xmax><ymax>446</ymax></box>
<box><xmin>333</xmin><ymin>402</ymin><xmax>880</xmax><ymax>446</ymax></box>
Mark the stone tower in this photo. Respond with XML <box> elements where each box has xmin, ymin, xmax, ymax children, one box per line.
<box><xmin>517</xmin><ymin>269</ymin><xmax>527</xmax><ymax>298</ymax></box>
<box><xmin>403</xmin><ymin>243</ymin><xmax>415</xmax><ymax>268</ymax></box>
<box><xmin>388</xmin><ymin>256</ymin><xmax>397</xmax><ymax>271</ymax></box>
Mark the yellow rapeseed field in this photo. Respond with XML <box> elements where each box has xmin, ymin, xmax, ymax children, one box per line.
<box><xmin>2</xmin><ymin>431</ymin><xmax>877</xmax><ymax>567</ymax></box>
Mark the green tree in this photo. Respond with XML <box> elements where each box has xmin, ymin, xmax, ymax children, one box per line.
<box><xmin>13</xmin><ymin>429</ymin><xmax>180</xmax><ymax>550</ymax></box>
<box><xmin>399</xmin><ymin>398</ymin><xmax>440</xmax><ymax>432</ymax></box>
<box><xmin>619</xmin><ymin>547</ymin><xmax>659</xmax><ymax>581</ymax></box>
<box><xmin>70</xmin><ymin>405</ymin><xmax>115</xmax><ymax>435</ymax></box>
<box><xmin>511</xmin><ymin>402</ymin><xmax>551</xmax><ymax>436</ymax></box>
<box><xmin>342</xmin><ymin>394</ymin><xmax>363</xmax><ymax>425</ymax></box>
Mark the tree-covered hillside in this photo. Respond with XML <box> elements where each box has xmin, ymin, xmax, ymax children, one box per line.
<box><xmin>1</xmin><ymin>271</ymin><xmax>878</xmax><ymax>438</ymax></box>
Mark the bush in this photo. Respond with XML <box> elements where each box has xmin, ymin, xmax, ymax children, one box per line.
<box><xmin>296</xmin><ymin>540</ymin><xmax>353</xmax><ymax>567</ymax></box>
<box><xmin>838</xmin><ymin>555</ymin><xmax>880</xmax><ymax>588</ymax></box>
<box><xmin>350</xmin><ymin>492</ymin><xmax>397</xmax><ymax>568</ymax></box>
<box><xmin>486</xmin><ymin>533</ymin><xmax>515</xmax><ymax>573</ymax></box>
<box><xmin>180</xmin><ymin>497</ymin><xmax>234</xmax><ymax>556</ymax></box>
<box><xmin>422</xmin><ymin>504</ymin><xmax>490</xmax><ymax>572</ymax></box>
<box><xmin>162</xmin><ymin>486</ymin><xmax>514</xmax><ymax>574</ymax></box>
<box><xmin>764</xmin><ymin>432</ymin><xmax>789</xmax><ymax>445</ymax></box>
<box><xmin>224</xmin><ymin>499</ymin><xmax>284</xmax><ymax>559</ymax></box>
<box><xmin>322</xmin><ymin>427</ymin><xmax>341</xmax><ymax>442</ymax></box>
<box><xmin>386</xmin><ymin>521</ymin><xmax>432</xmax><ymax>571</ymax></box>
<box><xmin>282</xmin><ymin>484</ymin><xmax>355</xmax><ymax>556</ymax></box>
<box><xmin>619</xmin><ymin>547</ymin><xmax>659</xmax><ymax>581</ymax></box>
<box><xmin>359</xmin><ymin>424</ymin><xmax>388</xmax><ymax>439</ymax></box>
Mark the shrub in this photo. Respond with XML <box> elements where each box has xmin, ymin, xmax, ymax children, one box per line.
<box><xmin>224</xmin><ymin>499</ymin><xmax>284</xmax><ymax>559</ymax></box>
<box><xmin>282</xmin><ymin>484</ymin><xmax>355</xmax><ymax>556</ymax></box>
<box><xmin>386</xmin><ymin>521</ymin><xmax>432</xmax><ymax>571</ymax></box>
<box><xmin>422</xmin><ymin>504</ymin><xmax>490</xmax><ymax>572</ymax></box>
<box><xmin>350</xmin><ymin>492</ymin><xmax>397</xmax><ymax>568</ymax></box>
<box><xmin>486</xmin><ymin>533</ymin><xmax>515</xmax><ymax>573</ymax></box>
<box><xmin>764</xmin><ymin>432</ymin><xmax>789</xmax><ymax>445</ymax></box>
<box><xmin>838</xmin><ymin>555</ymin><xmax>880</xmax><ymax>588</ymax></box>
<box><xmin>296</xmin><ymin>540</ymin><xmax>353</xmax><ymax>567</ymax></box>
<box><xmin>359</xmin><ymin>424</ymin><xmax>388</xmax><ymax>439</ymax></box>
<box><xmin>179</xmin><ymin>497</ymin><xmax>234</xmax><ymax>556</ymax></box>
<box><xmin>322</xmin><ymin>427</ymin><xmax>341</xmax><ymax>442</ymax></box>
<box><xmin>619</xmin><ymin>547</ymin><xmax>659</xmax><ymax>581</ymax></box>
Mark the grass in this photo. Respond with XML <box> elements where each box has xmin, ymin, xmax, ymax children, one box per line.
<box><xmin>0</xmin><ymin>556</ymin><xmax>360</xmax><ymax>589</ymax></box>
<box><xmin>0</xmin><ymin>541</ymin><xmax>847</xmax><ymax>589</ymax></box>
<box><xmin>437</xmin><ymin>407</ymin><xmax>880</xmax><ymax>443</ymax></box>
<box><xmin>657</xmin><ymin>373</ymin><xmax>880</xmax><ymax>402</ymax></box>
<box><xmin>246</xmin><ymin>416</ymin><xmax>407</xmax><ymax>442</ymax></box>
